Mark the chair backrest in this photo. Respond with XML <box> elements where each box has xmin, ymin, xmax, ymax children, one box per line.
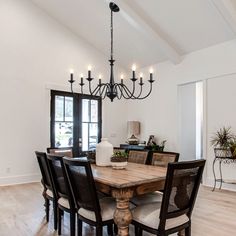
<box><xmin>46</xmin><ymin>154</ymin><xmax>71</xmax><ymax>201</ymax></box>
<box><xmin>47</xmin><ymin>147</ymin><xmax>73</xmax><ymax>158</ymax></box>
<box><xmin>128</xmin><ymin>150</ymin><xmax>148</xmax><ymax>164</ymax></box>
<box><xmin>113</xmin><ymin>147</ymin><xmax>126</xmax><ymax>153</ymax></box>
<box><xmin>63</xmin><ymin>157</ymin><xmax>102</xmax><ymax>222</ymax></box>
<box><xmin>35</xmin><ymin>151</ymin><xmax>53</xmax><ymax>191</ymax></box>
<box><xmin>151</xmin><ymin>151</ymin><xmax>179</xmax><ymax>167</ymax></box>
<box><xmin>158</xmin><ymin>159</ymin><xmax>205</xmax><ymax>231</ymax></box>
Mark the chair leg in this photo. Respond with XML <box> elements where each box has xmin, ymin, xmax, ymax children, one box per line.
<box><xmin>96</xmin><ymin>226</ymin><xmax>103</xmax><ymax>236</ymax></box>
<box><xmin>70</xmin><ymin>212</ymin><xmax>76</xmax><ymax>236</ymax></box>
<box><xmin>77</xmin><ymin>218</ymin><xmax>82</xmax><ymax>236</ymax></box>
<box><xmin>53</xmin><ymin>200</ymin><xmax>57</xmax><ymax>230</ymax></box>
<box><xmin>107</xmin><ymin>224</ymin><xmax>113</xmax><ymax>236</ymax></box>
<box><xmin>185</xmin><ymin>224</ymin><xmax>191</xmax><ymax>236</ymax></box>
<box><xmin>114</xmin><ymin>224</ymin><xmax>118</xmax><ymax>235</ymax></box>
<box><xmin>138</xmin><ymin>228</ymin><xmax>143</xmax><ymax>236</ymax></box>
<box><xmin>45</xmin><ymin>198</ymin><xmax>50</xmax><ymax>222</ymax></box>
<box><xmin>58</xmin><ymin>208</ymin><xmax>62</xmax><ymax>235</ymax></box>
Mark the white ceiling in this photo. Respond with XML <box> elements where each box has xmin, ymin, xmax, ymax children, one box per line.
<box><xmin>31</xmin><ymin>0</ymin><xmax>236</xmax><ymax>68</ymax></box>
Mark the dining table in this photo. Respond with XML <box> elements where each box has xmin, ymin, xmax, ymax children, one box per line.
<box><xmin>91</xmin><ymin>162</ymin><xmax>168</xmax><ymax>236</ymax></box>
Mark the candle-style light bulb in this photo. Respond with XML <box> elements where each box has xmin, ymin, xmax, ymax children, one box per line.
<box><xmin>88</xmin><ymin>65</ymin><xmax>92</xmax><ymax>78</ymax></box>
<box><xmin>98</xmin><ymin>74</ymin><xmax>102</xmax><ymax>79</ymax></box>
<box><xmin>70</xmin><ymin>69</ymin><xmax>74</xmax><ymax>81</ymax></box>
<box><xmin>140</xmin><ymin>73</ymin><xmax>143</xmax><ymax>84</ymax></box>
<box><xmin>132</xmin><ymin>64</ymin><xmax>136</xmax><ymax>78</ymax></box>
<box><xmin>80</xmin><ymin>73</ymin><xmax>84</xmax><ymax>85</ymax></box>
<box><xmin>120</xmin><ymin>74</ymin><xmax>124</xmax><ymax>84</ymax></box>
<box><xmin>149</xmin><ymin>68</ymin><xmax>153</xmax><ymax>81</ymax></box>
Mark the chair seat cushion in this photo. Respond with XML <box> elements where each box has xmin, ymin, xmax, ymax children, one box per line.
<box><xmin>58</xmin><ymin>197</ymin><xmax>70</xmax><ymax>209</ymax></box>
<box><xmin>46</xmin><ymin>189</ymin><xmax>53</xmax><ymax>198</ymax></box>
<box><xmin>131</xmin><ymin>191</ymin><xmax>163</xmax><ymax>206</ymax></box>
<box><xmin>78</xmin><ymin>197</ymin><xmax>116</xmax><ymax>222</ymax></box>
<box><xmin>132</xmin><ymin>202</ymin><xmax>189</xmax><ymax>230</ymax></box>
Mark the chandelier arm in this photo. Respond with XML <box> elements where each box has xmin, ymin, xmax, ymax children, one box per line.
<box><xmin>70</xmin><ymin>83</ymin><xmax>74</xmax><ymax>94</ymax></box>
<box><xmin>88</xmin><ymin>80</ymin><xmax>94</xmax><ymax>95</ymax></box>
<box><xmin>128</xmin><ymin>81</ymin><xmax>137</xmax><ymax>98</ymax></box>
<box><xmin>98</xmin><ymin>84</ymin><xmax>108</xmax><ymax>98</ymax></box>
<box><xmin>114</xmin><ymin>83</ymin><xmax>123</xmax><ymax>100</ymax></box>
<box><xmin>135</xmin><ymin>85</ymin><xmax>144</xmax><ymax>98</ymax></box>
<box><xmin>121</xmin><ymin>84</ymin><xmax>136</xmax><ymax>99</ymax></box>
<box><xmin>136</xmin><ymin>82</ymin><xmax>153</xmax><ymax>100</ymax></box>
<box><xmin>92</xmin><ymin>85</ymin><xmax>101</xmax><ymax>96</ymax></box>
<box><xmin>102</xmin><ymin>84</ymin><xmax>111</xmax><ymax>99</ymax></box>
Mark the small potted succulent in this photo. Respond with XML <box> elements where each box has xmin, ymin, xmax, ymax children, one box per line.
<box><xmin>111</xmin><ymin>151</ymin><xmax>128</xmax><ymax>169</ymax></box>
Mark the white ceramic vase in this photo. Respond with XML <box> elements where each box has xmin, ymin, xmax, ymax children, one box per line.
<box><xmin>96</xmin><ymin>138</ymin><xmax>113</xmax><ymax>166</ymax></box>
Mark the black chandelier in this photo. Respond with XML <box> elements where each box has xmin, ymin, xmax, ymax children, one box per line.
<box><xmin>68</xmin><ymin>2</ymin><xmax>155</xmax><ymax>102</ymax></box>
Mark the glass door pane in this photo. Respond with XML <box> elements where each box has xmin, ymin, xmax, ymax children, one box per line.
<box><xmin>81</xmin><ymin>98</ymin><xmax>100</xmax><ymax>153</ymax></box>
<box><xmin>51</xmin><ymin>91</ymin><xmax>101</xmax><ymax>157</ymax></box>
<box><xmin>54</xmin><ymin>95</ymin><xmax>73</xmax><ymax>148</ymax></box>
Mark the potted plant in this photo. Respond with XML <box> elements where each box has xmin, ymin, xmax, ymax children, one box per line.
<box><xmin>229</xmin><ymin>138</ymin><xmax>236</xmax><ymax>158</ymax></box>
<box><xmin>111</xmin><ymin>151</ymin><xmax>128</xmax><ymax>169</ymax></box>
<box><xmin>150</xmin><ymin>140</ymin><xmax>167</xmax><ymax>152</ymax></box>
<box><xmin>211</xmin><ymin>126</ymin><xmax>235</xmax><ymax>158</ymax></box>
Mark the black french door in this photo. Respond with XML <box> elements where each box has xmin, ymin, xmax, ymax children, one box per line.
<box><xmin>50</xmin><ymin>90</ymin><xmax>102</xmax><ymax>156</ymax></box>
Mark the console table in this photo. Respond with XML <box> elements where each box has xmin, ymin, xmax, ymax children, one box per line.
<box><xmin>212</xmin><ymin>148</ymin><xmax>236</xmax><ymax>191</ymax></box>
<box><xmin>119</xmin><ymin>144</ymin><xmax>146</xmax><ymax>150</ymax></box>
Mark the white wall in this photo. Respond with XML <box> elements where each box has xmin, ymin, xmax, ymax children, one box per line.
<box><xmin>126</xmin><ymin>39</ymin><xmax>236</xmax><ymax>189</ymax></box>
<box><xmin>207</xmin><ymin>74</ymin><xmax>236</xmax><ymax>190</ymax></box>
<box><xmin>0</xmin><ymin>0</ymin><xmax>127</xmax><ymax>185</ymax></box>
<box><xmin>178</xmin><ymin>83</ymin><xmax>196</xmax><ymax>161</ymax></box>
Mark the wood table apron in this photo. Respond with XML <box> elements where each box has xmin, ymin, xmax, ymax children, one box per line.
<box><xmin>91</xmin><ymin>163</ymin><xmax>167</xmax><ymax>236</ymax></box>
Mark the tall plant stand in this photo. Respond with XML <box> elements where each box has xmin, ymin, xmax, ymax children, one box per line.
<box><xmin>212</xmin><ymin>148</ymin><xmax>236</xmax><ymax>191</ymax></box>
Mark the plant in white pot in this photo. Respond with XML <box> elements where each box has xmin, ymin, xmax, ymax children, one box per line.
<box><xmin>111</xmin><ymin>151</ymin><xmax>128</xmax><ymax>169</ymax></box>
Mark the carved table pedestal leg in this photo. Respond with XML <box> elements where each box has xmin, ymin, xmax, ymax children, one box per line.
<box><xmin>112</xmin><ymin>188</ymin><xmax>133</xmax><ymax>236</ymax></box>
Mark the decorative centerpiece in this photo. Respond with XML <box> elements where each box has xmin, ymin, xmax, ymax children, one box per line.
<box><xmin>111</xmin><ymin>151</ymin><xmax>128</xmax><ymax>169</ymax></box>
<box><xmin>96</xmin><ymin>138</ymin><xmax>113</xmax><ymax>166</ymax></box>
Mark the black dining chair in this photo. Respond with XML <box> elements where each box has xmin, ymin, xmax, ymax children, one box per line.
<box><xmin>151</xmin><ymin>151</ymin><xmax>180</xmax><ymax>167</ymax></box>
<box><xmin>47</xmin><ymin>154</ymin><xmax>76</xmax><ymax>236</ymax></box>
<box><xmin>128</xmin><ymin>150</ymin><xmax>149</xmax><ymax>164</ymax></box>
<box><xmin>35</xmin><ymin>151</ymin><xmax>58</xmax><ymax>230</ymax></box>
<box><xmin>63</xmin><ymin>157</ymin><xmax>116</xmax><ymax>236</ymax></box>
<box><xmin>47</xmin><ymin>147</ymin><xmax>73</xmax><ymax>158</ymax></box>
<box><xmin>132</xmin><ymin>159</ymin><xmax>206</xmax><ymax>236</ymax></box>
<box><xmin>131</xmin><ymin>151</ymin><xmax>180</xmax><ymax>206</ymax></box>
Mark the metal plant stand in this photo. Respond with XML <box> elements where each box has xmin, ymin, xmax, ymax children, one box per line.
<box><xmin>212</xmin><ymin>148</ymin><xmax>236</xmax><ymax>191</ymax></box>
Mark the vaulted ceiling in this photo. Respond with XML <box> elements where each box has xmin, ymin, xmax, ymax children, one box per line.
<box><xmin>31</xmin><ymin>0</ymin><xmax>236</xmax><ymax>68</ymax></box>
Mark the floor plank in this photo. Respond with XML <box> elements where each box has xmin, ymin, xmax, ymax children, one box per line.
<box><xmin>0</xmin><ymin>183</ymin><xmax>235</xmax><ymax>235</ymax></box>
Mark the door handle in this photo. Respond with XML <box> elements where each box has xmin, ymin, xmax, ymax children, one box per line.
<box><xmin>78</xmin><ymin>138</ymin><xmax>82</xmax><ymax>147</ymax></box>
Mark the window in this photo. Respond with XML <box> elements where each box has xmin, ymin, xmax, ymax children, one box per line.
<box><xmin>50</xmin><ymin>90</ymin><xmax>102</xmax><ymax>156</ymax></box>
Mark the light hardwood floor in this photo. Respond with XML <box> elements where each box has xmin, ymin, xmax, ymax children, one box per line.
<box><xmin>0</xmin><ymin>183</ymin><xmax>236</xmax><ymax>236</ymax></box>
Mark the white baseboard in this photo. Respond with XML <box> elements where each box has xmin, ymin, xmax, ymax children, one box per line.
<box><xmin>204</xmin><ymin>177</ymin><xmax>236</xmax><ymax>192</ymax></box>
<box><xmin>0</xmin><ymin>174</ymin><xmax>41</xmax><ymax>186</ymax></box>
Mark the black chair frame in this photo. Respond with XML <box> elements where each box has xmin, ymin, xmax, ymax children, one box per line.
<box><xmin>133</xmin><ymin>159</ymin><xmax>205</xmax><ymax>236</ymax></box>
<box><xmin>63</xmin><ymin>157</ymin><xmax>114</xmax><ymax>236</ymax></box>
<box><xmin>150</xmin><ymin>151</ymin><xmax>180</xmax><ymax>165</ymax></box>
<box><xmin>35</xmin><ymin>151</ymin><xmax>58</xmax><ymax>230</ymax></box>
<box><xmin>47</xmin><ymin>154</ymin><xmax>76</xmax><ymax>236</ymax></box>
